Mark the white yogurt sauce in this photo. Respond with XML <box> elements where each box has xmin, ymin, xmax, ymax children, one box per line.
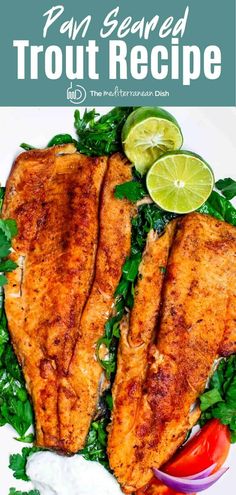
<box><xmin>26</xmin><ymin>452</ymin><xmax>124</xmax><ymax>495</ymax></box>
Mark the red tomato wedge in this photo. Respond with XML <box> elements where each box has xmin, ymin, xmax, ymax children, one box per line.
<box><xmin>164</xmin><ymin>419</ymin><xmax>230</xmax><ymax>477</ymax></box>
<box><xmin>135</xmin><ymin>419</ymin><xmax>230</xmax><ymax>495</ymax></box>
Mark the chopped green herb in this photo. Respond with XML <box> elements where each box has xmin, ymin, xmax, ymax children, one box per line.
<box><xmin>119</xmin><ymin>253</ymin><xmax>142</xmax><ymax>284</ymax></box>
<box><xmin>0</xmin><ymin>259</ymin><xmax>18</xmax><ymax>272</ymax></box>
<box><xmin>132</xmin><ymin>204</ymin><xmax>177</xmax><ymax>252</ymax></box>
<box><xmin>9</xmin><ymin>446</ymin><xmax>40</xmax><ymax>481</ymax></box>
<box><xmin>20</xmin><ymin>143</ymin><xmax>36</xmax><ymax>151</ymax></box>
<box><xmin>0</xmin><ymin>218</ymin><xmax>17</xmax><ymax>241</ymax></box>
<box><xmin>15</xmin><ymin>433</ymin><xmax>35</xmax><ymax>444</ymax></box>
<box><xmin>105</xmin><ymin>392</ymin><xmax>113</xmax><ymax>410</ymax></box>
<box><xmin>47</xmin><ymin>134</ymin><xmax>77</xmax><ymax>148</ymax></box>
<box><xmin>0</xmin><ymin>187</ymin><xmax>5</xmax><ymax>210</ymax></box>
<box><xmin>114</xmin><ymin>181</ymin><xmax>147</xmax><ymax>202</ymax></box>
<box><xmin>200</xmin><ymin>388</ymin><xmax>223</xmax><ymax>411</ymax></box>
<box><xmin>74</xmin><ymin>107</ymin><xmax>134</xmax><ymax>156</ymax></box>
<box><xmin>215</xmin><ymin>178</ymin><xmax>236</xmax><ymax>200</ymax></box>
<box><xmin>0</xmin><ymin>220</ymin><xmax>18</xmax><ymax>268</ymax></box>
<box><xmin>199</xmin><ymin>356</ymin><xmax>236</xmax><ymax>442</ymax></box>
<box><xmin>0</xmin><ymin>194</ymin><xmax>33</xmax><ymax>440</ymax></box>
<box><xmin>198</xmin><ymin>190</ymin><xmax>236</xmax><ymax>226</ymax></box>
<box><xmin>20</xmin><ymin>107</ymin><xmax>134</xmax><ymax>156</ymax></box>
<box><xmin>79</xmin><ymin>419</ymin><xmax>109</xmax><ymax>468</ymax></box>
<box><xmin>159</xmin><ymin>266</ymin><xmax>167</xmax><ymax>274</ymax></box>
<box><xmin>0</xmin><ymin>274</ymin><xmax>8</xmax><ymax>286</ymax></box>
<box><xmin>0</xmin><ymin>312</ymin><xmax>33</xmax><ymax>438</ymax></box>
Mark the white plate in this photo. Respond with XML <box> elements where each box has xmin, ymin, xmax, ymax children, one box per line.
<box><xmin>0</xmin><ymin>107</ymin><xmax>235</xmax><ymax>495</ymax></box>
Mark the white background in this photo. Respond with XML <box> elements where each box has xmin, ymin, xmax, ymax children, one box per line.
<box><xmin>0</xmin><ymin>107</ymin><xmax>235</xmax><ymax>495</ymax></box>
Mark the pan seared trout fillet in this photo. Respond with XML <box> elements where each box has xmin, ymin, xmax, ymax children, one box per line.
<box><xmin>2</xmin><ymin>144</ymin><xmax>108</xmax><ymax>448</ymax></box>
<box><xmin>108</xmin><ymin>213</ymin><xmax>236</xmax><ymax>492</ymax></box>
<box><xmin>59</xmin><ymin>153</ymin><xmax>133</xmax><ymax>453</ymax></box>
<box><xmin>108</xmin><ymin>222</ymin><xmax>177</xmax><ymax>468</ymax></box>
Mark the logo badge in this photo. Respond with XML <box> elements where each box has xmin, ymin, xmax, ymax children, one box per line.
<box><xmin>67</xmin><ymin>83</ymin><xmax>86</xmax><ymax>105</ymax></box>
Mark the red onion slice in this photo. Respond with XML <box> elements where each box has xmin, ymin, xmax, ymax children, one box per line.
<box><xmin>153</xmin><ymin>466</ymin><xmax>229</xmax><ymax>493</ymax></box>
<box><xmin>185</xmin><ymin>464</ymin><xmax>217</xmax><ymax>480</ymax></box>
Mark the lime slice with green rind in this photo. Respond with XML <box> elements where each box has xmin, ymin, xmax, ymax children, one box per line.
<box><xmin>122</xmin><ymin>107</ymin><xmax>183</xmax><ymax>175</ymax></box>
<box><xmin>146</xmin><ymin>150</ymin><xmax>214</xmax><ymax>214</ymax></box>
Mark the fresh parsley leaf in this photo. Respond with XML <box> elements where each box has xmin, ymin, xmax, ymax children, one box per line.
<box><xmin>200</xmin><ymin>388</ymin><xmax>223</xmax><ymax>411</ymax></box>
<box><xmin>4</xmin><ymin>219</ymin><xmax>18</xmax><ymax>238</ymax></box>
<box><xmin>231</xmin><ymin>430</ymin><xmax>236</xmax><ymax>443</ymax></box>
<box><xmin>0</xmin><ymin>218</ymin><xmax>17</xmax><ymax>262</ymax></box>
<box><xmin>74</xmin><ymin>107</ymin><xmax>134</xmax><ymax>156</ymax></box>
<box><xmin>213</xmin><ymin>403</ymin><xmax>235</xmax><ymax>425</ymax></box>
<box><xmin>1</xmin><ymin>344</ymin><xmax>23</xmax><ymax>381</ymax></box>
<box><xmin>0</xmin><ymin>187</ymin><xmax>5</xmax><ymax>199</ymax></box>
<box><xmin>0</xmin><ymin>274</ymin><xmax>8</xmax><ymax>286</ymax></box>
<box><xmin>21</xmin><ymin>133</ymin><xmax>76</xmax><ymax>151</ymax></box>
<box><xmin>105</xmin><ymin>392</ymin><xmax>113</xmax><ymax>411</ymax></box>
<box><xmin>0</xmin><ymin>259</ymin><xmax>18</xmax><ymax>272</ymax></box>
<box><xmin>15</xmin><ymin>433</ymin><xmax>35</xmax><ymax>443</ymax></box>
<box><xmin>114</xmin><ymin>181</ymin><xmax>147</xmax><ymax>202</ymax></box>
<box><xmin>20</xmin><ymin>143</ymin><xmax>36</xmax><ymax>151</ymax></box>
<box><xmin>0</xmin><ymin>242</ymin><xmax>11</xmax><ymax>258</ymax></box>
<box><xmin>0</xmin><ymin>325</ymin><xmax>9</xmax><ymax>347</ymax></box>
<box><xmin>0</xmin><ymin>187</ymin><xmax>5</xmax><ymax>210</ymax></box>
<box><xmin>199</xmin><ymin>356</ymin><xmax>236</xmax><ymax>442</ymax></box>
<box><xmin>80</xmin><ymin>419</ymin><xmax>109</xmax><ymax>468</ymax></box>
<box><xmin>47</xmin><ymin>134</ymin><xmax>77</xmax><ymax>147</ymax></box>
<box><xmin>208</xmin><ymin>191</ymin><xmax>236</xmax><ymax>225</ymax></box>
<box><xmin>9</xmin><ymin>446</ymin><xmax>40</xmax><ymax>481</ymax></box>
<box><xmin>0</xmin><ymin>194</ymin><xmax>32</xmax><ymax>439</ymax></box>
<box><xmin>0</xmin><ymin>219</ymin><xmax>16</xmax><ymax>242</ymax></box>
<box><xmin>0</xmin><ymin>394</ymin><xmax>33</xmax><ymax>437</ymax></box>
<box><xmin>9</xmin><ymin>452</ymin><xmax>30</xmax><ymax>481</ymax></box>
<box><xmin>121</xmin><ymin>254</ymin><xmax>142</xmax><ymax>283</ymax></box>
<box><xmin>215</xmin><ymin>178</ymin><xmax>236</xmax><ymax>200</ymax></box>
<box><xmin>132</xmin><ymin>204</ymin><xmax>177</xmax><ymax>255</ymax></box>
<box><xmin>9</xmin><ymin>489</ymin><xmax>39</xmax><ymax>495</ymax></box>
<box><xmin>22</xmin><ymin>107</ymin><xmax>133</xmax><ymax>154</ymax></box>
<box><xmin>198</xmin><ymin>201</ymin><xmax>224</xmax><ymax>221</ymax></box>
<box><xmin>199</xmin><ymin>190</ymin><xmax>236</xmax><ymax>226</ymax></box>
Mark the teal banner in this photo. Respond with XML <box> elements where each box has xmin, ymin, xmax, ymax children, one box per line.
<box><xmin>0</xmin><ymin>0</ymin><xmax>235</xmax><ymax>106</ymax></box>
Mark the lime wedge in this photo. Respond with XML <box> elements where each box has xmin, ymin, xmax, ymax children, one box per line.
<box><xmin>146</xmin><ymin>151</ymin><xmax>214</xmax><ymax>214</ymax></box>
<box><xmin>122</xmin><ymin>107</ymin><xmax>183</xmax><ymax>175</ymax></box>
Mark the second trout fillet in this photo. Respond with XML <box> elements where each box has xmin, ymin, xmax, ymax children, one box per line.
<box><xmin>59</xmin><ymin>153</ymin><xmax>133</xmax><ymax>453</ymax></box>
<box><xmin>108</xmin><ymin>222</ymin><xmax>177</xmax><ymax>480</ymax></box>
<box><xmin>3</xmin><ymin>144</ymin><xmax>108</xmax><ymax>448</ymax></box>
<box><xmin>108</xmin><ymin>213</ymin><xmax>236</xmax><ymax>492</ymax></box>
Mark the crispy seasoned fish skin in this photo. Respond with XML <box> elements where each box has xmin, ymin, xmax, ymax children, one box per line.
<box><xmin>108</xmin><ymin>213</ymin><xmax>236</xmax><ymax>492</ymax></box>
<box><xmin>108</xmin><ymin>222</ymin><xmax>177</xmax><ymax>476</ymax></box>
<box><xmin>3</xmin><ymin>145</ymin><xmax>108</xmax><ymax>448</ymax></box>
<box><xmin>59</xmin><ymin>153</ymin><xmax>134</xmax><ymax>453</ymax></box>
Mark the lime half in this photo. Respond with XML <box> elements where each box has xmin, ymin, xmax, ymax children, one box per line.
<box><xmin>146</xmin><ymin>151</ymin><xmax>214</xmax><ymax>214</ymax></box>
<box><xmin>122</xmin><ymin>107</ymin><xmax>183</xmax><ymax>175</ymax></box>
